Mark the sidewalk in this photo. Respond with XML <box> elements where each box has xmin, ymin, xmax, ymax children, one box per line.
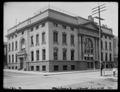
<box><xmin>4</xmin><ymin>68</ymin><xmax>112</xmax><ymax>76</ymax></box>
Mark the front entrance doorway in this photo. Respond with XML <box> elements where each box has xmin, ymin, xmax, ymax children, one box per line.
<box><xmin>19</xmin><ymin>58</ymin><xmax>24</xmax><ymax>70</ymax></box>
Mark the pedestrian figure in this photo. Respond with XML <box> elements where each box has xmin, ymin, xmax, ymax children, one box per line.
<box><xmin>112</xmin><ymin>65</ymin><xmax>116</xmax><ymax>77</ymax></box>
<box><xmin>103</xmin><ymin>64</ymin><xmax>105</xmax><ymax>75</ymax></box>
<box><xmin>113</xmin><ymin>68</ymin><xmax>116</xmax><ymax>76</ymax></box>
<box><xmin>100</xmin><ymin>63</ymin><xmax>104</xmax><ymax>76</ymax></box>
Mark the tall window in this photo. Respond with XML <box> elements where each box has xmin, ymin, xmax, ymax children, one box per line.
<box><xmin>53</xmin><ymin>31</ymin><xmax>58</xmax><ymax>44</ymax></box>
<box><xmin>71</xmin><ymin>35</ymin><xmax>74</xmax><ymax>46</ymax></box>
<box><xmin>71</xmin><ymin>49</ymin><xmax>74</xmax><ymax>60</ymax></box>
<box><xmin>12</xmin><ymin>42</ymin><xmax>14</xmax><ymax>51</ymax></box>
<box><xmin>42</xmin><ymin>49</ymin><xmax>46</xmax><ymax>60</ymax></box>
<box><xmin>31</xmin><ymin>36</ymin><xmax>34</xmax><ymax>46</ymax></box>
<box><xmin>109</xmin><ymin>42</ymin><xmax>111</xmax><ymax>50</ymax></box>
<box><xmin>101</xmin><ymin>52</ymin><xmax>103</xmax><ymax>61</ymax></box>
<box><xmin>15</xmin><ymin>41</ymin><xmax>17</xmax><ymax>50</ymax></box>
<box><xmin>12</xmin><ymin>54</ymin><xmax>14</xmax><ymax>63</ymax></box>
<box><xmin>62</xmin><ymin>33</ymin><xmax>67</xmax><ymax>45</ymax></box>
<box><xmin>105</xmin><ymin>41</ymin><xmax>107</xmax><ymax>50</ymax></box>
<box><xmin>9</xmin><ymin>43</ymin><xmax>10</xmax><ymax>51</ymax></box>
<box><xmin>36</xmin><ymin>50</ymin><xmax>39</xmax><ymax>60</ymax></box>
<box><xmin>105</xmin><ymin>53</ymin><xmax>107</xmax><ymax>61</ymax></box>
<box><xmin>53</xmin><ymin>47</ymin><xmax>58</xmax><ymax>60</ymax></box>
<box><xmin>36</xmin><ymin>34</ymin><xmax>39</xmax><ymax>45</ymax></box>
<box><xmin>16</xmin><ymin>54</ymin><xmax>17</xmax><ymax>63</ymax></box>
<box><xmin>63</xmin><ymin>48</ymin><xmax>67</xmax><ymax>60</ymax></box>
<box><xmin>101</xmin><ymin>40</ymin><xmax>103</xmax><ymax>50</ymax></box>
<box><xmin>9</xmin><ymin>55</ymin><xmax>11</xmax><ymax>63</ymax></box>
<box><xmin>110</xmin><ymin>53</ymin><xmax>112</xmax><ymax>61</ymax></box>
<box><xmin>21</xmin><ymin>38</ymin><xmax>25</xmax><ymax>50</ymax></box>
<box><xmin>31</xmin><ymin>51</ymin><xmax>34</xmax><ymax>61</ymax></box>
<box><xmin>42</xmin><ymin>32</ymin><xmax>46</xmax><ymax>44</ymax></box>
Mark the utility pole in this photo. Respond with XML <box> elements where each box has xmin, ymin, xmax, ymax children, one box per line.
<box><xmin>92</xmin><ymin>3</ymin><xmax>106</xmax><ymax>76</ymax></box>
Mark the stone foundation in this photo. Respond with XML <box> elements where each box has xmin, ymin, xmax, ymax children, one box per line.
<box><xmin>7</xmin><ymin>60</ymin><xmax>100</xmax><ymax>72</ymax></box>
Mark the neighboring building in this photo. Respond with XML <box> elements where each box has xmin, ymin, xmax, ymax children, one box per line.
<box><xmin>4</xmin><ymin>42</ymin><xmax>7</xmax><ymax>68</ymax></box>
<box><xmin>6</xmin><ymin>6</ymin><xmax>114</xmax><ymax>72</ymax></box>
<box><xmin>113</xmin><ymin>36</ymin><xmax>118</xmax><ymax>67</ymax></box>
<box><xmin>100</xmin><ymin>25</ymin><xmax>114</xmax><ymax>68</ymax></box>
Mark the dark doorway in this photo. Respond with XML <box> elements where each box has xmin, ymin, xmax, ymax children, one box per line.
<box><xmin>91</xmin><ymin>62</ymin><xmax>93</xmax><ymax>68</ymax></box>
<box><xmin>19</xmin><ymin>58</ymin><xmax>24</xmax><ymax>70</ymax></box>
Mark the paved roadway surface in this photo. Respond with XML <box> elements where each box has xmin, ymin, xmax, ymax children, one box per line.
<box><xmin>3</xmin><ymin>69</ymin><xmax>116</xmax><ymax>89</ymax></box>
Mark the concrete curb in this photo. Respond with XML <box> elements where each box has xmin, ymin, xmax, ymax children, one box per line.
<box><xmin>3</xmin><ymin>69</ymin><xmax>112</xmax><ymax>76</ymax></box>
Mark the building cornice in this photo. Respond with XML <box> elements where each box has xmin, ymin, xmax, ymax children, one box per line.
<box><xmin>7</xmin><ymin>8</ymin><xmax>114</xmax><ymax>38</ymax></box>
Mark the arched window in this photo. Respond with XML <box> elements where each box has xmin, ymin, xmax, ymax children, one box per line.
<box><xmin>84</xmin><ymin>38</ymin><xmax>93</xmax><ymax>54</ymax></box>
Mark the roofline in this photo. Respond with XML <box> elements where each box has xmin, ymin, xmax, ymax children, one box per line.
<box><xmin>7</xmin><ymin>7</ymin><xmax>113</xmax><ymax>37</ymax></box>
<box><xmin>49</xmin><ymin>9</ymin><xmax>76</xmax><ymax>19</ymax></box>
<box><xmin>8</xmin><ymin>7</ymin><xmax>112</xmax><ymax>32</ymax></box>
<box><xmin>8</xmin><ymin>9</ymin><xmax>48</xmax><ymax>31</ymax></box>
<box><xmin>8</xmin><ymin>8</ymin><xmax>77</xmax><ymax>31</ymax></box>
<box><xmin>76</xmin><ymin>16</ymin><xmax>90</xmax><ymax>22</ymax></box>
<box><xmin>101</xmin><ymin>26</ymin><xmax>112</xmax><ymax>31</ymax></box>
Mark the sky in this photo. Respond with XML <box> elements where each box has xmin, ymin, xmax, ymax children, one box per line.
<box><xmin>4</xmin><ymin>2</ymin><xmax>118</xmax><ymax>42</ymax></box>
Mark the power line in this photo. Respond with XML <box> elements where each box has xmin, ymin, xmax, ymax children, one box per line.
<box><xmin>92</xmin><ymin>9</ymin><xmax>106</xmax><ymax>15</ymax></box>
<box><xmin>92</xmin><ymin>4</ymin><xmax>105</xmax><ymax>10</ymax></box>
<box><xmin>92</xmin><ymin>6</ymin><xmax>106</xmax><ymax>13</ymax></box>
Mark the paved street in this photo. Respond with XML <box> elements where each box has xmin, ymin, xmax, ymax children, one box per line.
<box><xmin>3</xmin><ymin>69</ymin><xmax>117</xmax><ymax>89</ymax></box>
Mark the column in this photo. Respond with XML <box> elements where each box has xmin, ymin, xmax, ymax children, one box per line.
<box><xmin>81</xmin><ymin>35</ymin><xmax>83</xmax><ymax>60</ymax></box>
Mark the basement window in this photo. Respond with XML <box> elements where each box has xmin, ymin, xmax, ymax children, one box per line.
<box><xmin>63</xmin><ymin>65</ymin><xmax>67</xmax><ymax>70</ymax></box>
<box><xmin>31</xmin><ymin>66</ymin><xmax>34</xmax><ymax>71</ymax></box>
<box><xmin>71</xmin><ymin>65</ymin><xmax>75</xmax><ymax>70</ymax></box>
<box><xmin>42</xmin><ymin>65</ymin><xmax>46</xmax><ymax>71</ymax></box>
<box><xmin>54</xmin><ymin>65</ymin><xmax>59</xmax><ymax>71</ymax></box>
<box><xmin>36</xmin><ymin>66</ymin><xmax>40</xmax><ymax>71</ymax></box>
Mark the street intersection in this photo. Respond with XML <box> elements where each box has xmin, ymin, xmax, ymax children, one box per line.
<box><xmin>3</xmin><ymin>69</ymin><xmax>117</xmax><ymax>89</ymax></box>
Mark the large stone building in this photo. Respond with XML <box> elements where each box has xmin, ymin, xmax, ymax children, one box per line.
<box><xmin>6</xmin><ymin>7</ymin><xmax>114</xmax><ymax>72</ymax></box>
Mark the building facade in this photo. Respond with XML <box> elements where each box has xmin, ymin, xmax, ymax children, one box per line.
<box><xmin>113</xmin><ymin>36</ymin><xmax>118</xmax><ymax>67</ymax></box>
<box><xmin>6</xmin><ymin>7</ymin><xmax>114</xmax><ymax>72</ymax></box>
<box><xmin>100</xmin><ymin>26</ymin><xmax>114</xmax><ymax>68</ymax></box>
<box><xmin>4</xmin><ymin>42</ymin><xmax>7</xmax><ymax>68</ymax></box>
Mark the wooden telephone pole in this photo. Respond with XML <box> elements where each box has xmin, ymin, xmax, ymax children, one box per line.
<box><xmin>92</xmin><ymin>3</ymin><xmax>106</xmax><ymax>76</ymax></box>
